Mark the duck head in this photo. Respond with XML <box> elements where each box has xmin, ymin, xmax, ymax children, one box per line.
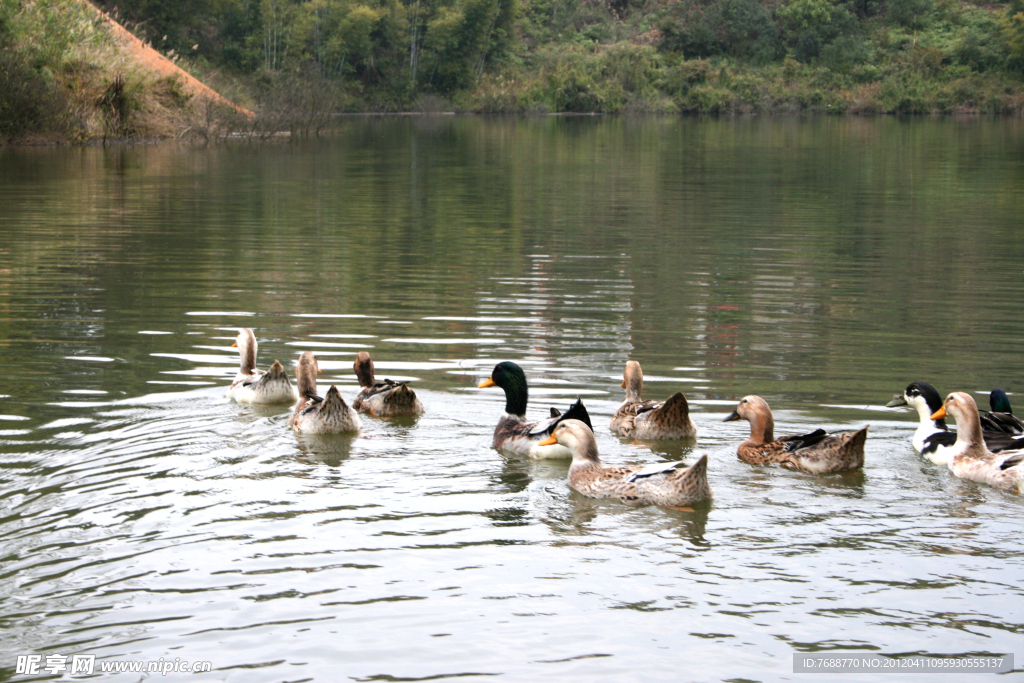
<box><xmin>991</xmin><ymin>389</ymin><xmax>1013</xmax><ymax>415</ymax></box>
<box><xmin>931</xmin><ymin>392</ymin><xmax>983</xmax><ymax>446</ymax></box>
<box><xmin>723</xmin><ymin>395</ymin><xmax>775</xmax><ymax>443</ymax></box>
<box><xmin>538</xmin><ymin>419</ymin><xmax>600</xmax><ymax>464</ymax></box>
<box><xmin>232</xmin><ymin>328</ymin><xmax>258</xmax><ymax>375</ymax></box>
<box><xmin>354</xmin><ymin>352</ymin><xmax>375</xmax><ymax>388</ymax></box>
<box><xmin>887</xmin><ymin>382</ymin><xmax>947</xmax><ymax>429</ymax></box>
<box><xmin>621</xmin><ymin>361</ymin><xmax>644</xmax><ymax>402</ymax></box>
<box><xmin>478</xmin><ymin>361</ymin><xmax>528</xmax><ymax>417</ymax></box>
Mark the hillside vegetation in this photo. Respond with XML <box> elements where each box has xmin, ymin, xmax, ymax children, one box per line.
<box><xmin>92</xmin><ymin>0</ymin><xmax>1024</xmax><ymax>114</ymax></box>
<box><xmin>3</xmin><ymin>0</ymin><xmax>1024</xmax><ymax>143</ymax></box>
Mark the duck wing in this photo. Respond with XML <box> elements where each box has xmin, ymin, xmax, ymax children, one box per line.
<box><xmin>781</xmin><ymin>429</ymin><xmax>828</xmax><ymax>452</ymax></box>
<box><xmin>987</xmin><ymin>432</ymin><xmax>1024</xmax><ymax>454</ymax></box>
<box><xmin>921</xmin><ymin>430</ymin><xmax>957</xmax><ymax>456</ymax></box>
<box><xmin>625</xmin><ymin>460</ymin><xmax>685</xmax><ymax>482</ymax></box>
<box><xmin>999</xmin><ymin>450</ymin><xmax>1024</xmax><ymax>470</ymax></box>
<box><xmin>982</xmin><ymin>411</ymin><xmax>1024</xmax><ymax>436</ymax></box>
<box><xmin>637</xmin><ymin>392</ymin><xmax>690</xmax><ymax>422</ymax></box>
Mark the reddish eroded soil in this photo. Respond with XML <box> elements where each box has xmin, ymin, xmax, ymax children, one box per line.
<box><xmin>79</xmin><ymin>0</ymin><xmax>254</xmax><ymax>118</ymax></box>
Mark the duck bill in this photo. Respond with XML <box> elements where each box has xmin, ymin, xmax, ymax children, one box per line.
<box><xmin>620</xmin><ymin>379</ymin><xmax>626</xmax><ymax>388</ymax></box>
<box><xmin>930</xmin><ymin>406</ymin><xmax>947</xmax><ymax>420</ymax></box>
<box><xmin>478</xmin><ymin>377</ymin><xmax>496</xmax><ymax>388</ymax></box>
<box><xmin>537</xmin><ymin>434</ymin><xmax>557</xmax><ymax>447</ymax></box>
<box><xmin>885</xmin><ymin>394</ymin><xmax>908</xmax><ymax>408</ymax></box>
<box><xmin>723</xmin><ymin>410</ymin><xmax>741</xmax><ymax>422</ymax></box>
<box><xmin>232</xmin><ymin>342</ymin><xmax>237</xmax><ymax>347</ymax></box>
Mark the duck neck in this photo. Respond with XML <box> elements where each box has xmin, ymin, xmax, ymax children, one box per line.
<box><xmin>502</xmin><ymin>378</ymin><xmax>528</xmax><ymax>417</ymax></box>
<box><xmin>747</xmin><ymin>411</ymin><xmax>774</xmax><ymax>445</ymax></box>
<box><xmin>570</xmin><ymin>442</ymin><xmax>602</xmax><ymax>469</ymax></box>
<box><xmin>955</xmin><ymin>414</ymin><xmax>984</xmax><ymax>448</ymax></box>
<box><xmin>914</xmin><ymin>397</ymin><xmax>948</xmax><ymax>431</ymax></box>
<box><xmin>354</xmin><ymin>355</ymin><xmax>375</xmax><ymax>388</ymax></box>
<box><xmin>296</xmin><ymin>365</ymin><xmax>317</xmax><ymax>399</ymax></box>
<box><xmin>624</xmin><ymin>376</ymin><xmax>643</xmax><ymax>403</ymax></box>
<box><xmin>238</xmin><ymin>337</ymin><xmax>257</xmax><ymax>376</ymax></box>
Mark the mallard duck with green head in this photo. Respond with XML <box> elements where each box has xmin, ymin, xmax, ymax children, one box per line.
<box><xmin>477</xmin><ymin>361</ymin><xmax>592</xmax><ymax>458</ymax></box>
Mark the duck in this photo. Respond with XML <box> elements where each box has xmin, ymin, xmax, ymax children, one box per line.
<box><xmin>538</xmin><ymin>419</ymin><xmax>711</xmax><ymax>508</ymax></box>
<box><xmin>980</xmin><ymin>389</ymin><xmax>1024</xmax><ymax>436</ymax></box>
<box><xmin>723</xmin><ymin>395</ymin><xmax>867</xmax><ymax>474</ymax></box>
<box><xmin>352</xmin><ymin>351</ymin><xmax>424</xmax><ymax>417</ymax></box>
<box><xmin>226</xmin><ymin>328</ymin><xmax>297</xmax><ymax>404</ymax></box>
<box><xmin>610</xmin><ymin>361</ymin><xmax>696</xmax><ymax>439</ymax></box>
<box><xmin>885</xmin><ymin>382</ymin><xmax>1024</xmax><ymax>464</ymax></box>
<box><xmin>477</xmin><ymin>361</ymin><xmax>593</xmax><ymax>458</ymax></box>
<box><xmin>288</xmin><ymin>351</ymin><xmax>361</xmax><ymax>434</ymax></box>
<box><xmin>929</xmin><ymin>392</ymin><xmax>1024</xmax><ymax>494</ymax></box>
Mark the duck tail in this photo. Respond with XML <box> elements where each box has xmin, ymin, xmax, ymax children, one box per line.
<box><xmin>652</xmin><ymin>392</ymin><xmax>690</xmax><ymax>424</ymax></box>
<box><xmin>384</xmin><ymin>382</ymin><xmax>418</xmax><ymax>410</ymax></box>
<box><xmin>321</xmin><ymin>385</ymin><xmax>351</xmax><ymax>412</ymax></box>
<box><xmin>674</xmin><ymin>454</ymin><xmax>712</xmax><ymax>498</ymax></box>
<box><xmin>560</xmin><ymin>398</ymin><xmax>593</xmax><ymax>431</ymax></box>
<box><xmin>845</xmin><ymin>425</ymin><xmax>869</xmax><ymax>469</ymax></box>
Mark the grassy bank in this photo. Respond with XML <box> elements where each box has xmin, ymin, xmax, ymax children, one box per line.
<box><xmin>0</xmin><ymin>0</ymin><xmax>242</xmax><ymax>143</ymax></box>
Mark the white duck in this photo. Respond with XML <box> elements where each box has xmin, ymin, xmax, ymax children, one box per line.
<box><xmin>226</xmin><ymin>328</ymin><xmax>296</xmax><ymax>404</ymax></box>
<box><xmin>930</xmin><ymin>392</ymin><xmax>1024</xmax><ymax>494</ymax></box>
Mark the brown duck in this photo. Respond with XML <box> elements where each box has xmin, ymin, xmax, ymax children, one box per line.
<box><xmin>539</xmin><ymin>419</ymin><xmax>711</xmax><ymax>508</ymax></box>
<box><xmin>289</xmin><ymin>351</ymin><xmax>362</xmax><ymax>434</ymax></box>
<box><xmin>723</xmin><ymin>395</ymin><xmax>867</xmax><ymax>474</ymax></box>
<box><xmin>352</xmin><ymin>351</ymin><xmax>424</xmax><ymax>417</ymax></box>
<box><xmin>610</xmin><ymin>361</ymin><xmax>696</xmax><ymax>439</ymax></box>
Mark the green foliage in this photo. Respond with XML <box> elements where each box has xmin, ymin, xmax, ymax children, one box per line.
<box><xmin>0</xmin><ymin>50</ymin><xmax>71</xmax><ymax>138</ymax></box>
<box><xmin>1001</xmin><ymin>0</ymin><xmax>1024</xmax><ymax>65</ymax></box>
<box><xmin>887</xmin><ymin>0</ymin><xmax>933</xmax><ymax>29</ymax></box>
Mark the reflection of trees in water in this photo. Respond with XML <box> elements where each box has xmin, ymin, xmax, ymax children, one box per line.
<box><xmin>4</xmin><ymin>118</ymin><xmax>1022</xmax><ymax>413</ymax></box>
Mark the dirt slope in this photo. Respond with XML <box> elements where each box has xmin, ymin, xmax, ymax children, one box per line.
<box><xmin>79</xmin><ymin>0</ymin><xmax>254</xmax><ymax>118</ymax></box>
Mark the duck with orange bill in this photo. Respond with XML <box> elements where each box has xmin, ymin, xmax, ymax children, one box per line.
<box><xmin>478</xmin><ymin>361</ymin><xmax>592</xmax><ymax>458</ymax></box>
<box><xmin>886</xmin><ymin>382</ymin><xmax>1024</xmax><ymax>464</ymax></box>
<box><xmin>226</xmin><ymin>327</ymin><xmax>297</xmax><ymax>404</ymax></box>
<box><xmin>930</xmin><ymin>392</ymin><xmax>1024</xmax><ymax>494</ymax></box>
<box><xmin>538</xmin><ymin>419</ymin><xmax>711</xmax><ymax>508</ymax></box>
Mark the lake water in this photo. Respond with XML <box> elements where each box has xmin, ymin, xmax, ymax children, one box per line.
<box><xmin>1</xmin><ymin>116</ymin><xmax>1023</xmax><ymax>682</ymax></box>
